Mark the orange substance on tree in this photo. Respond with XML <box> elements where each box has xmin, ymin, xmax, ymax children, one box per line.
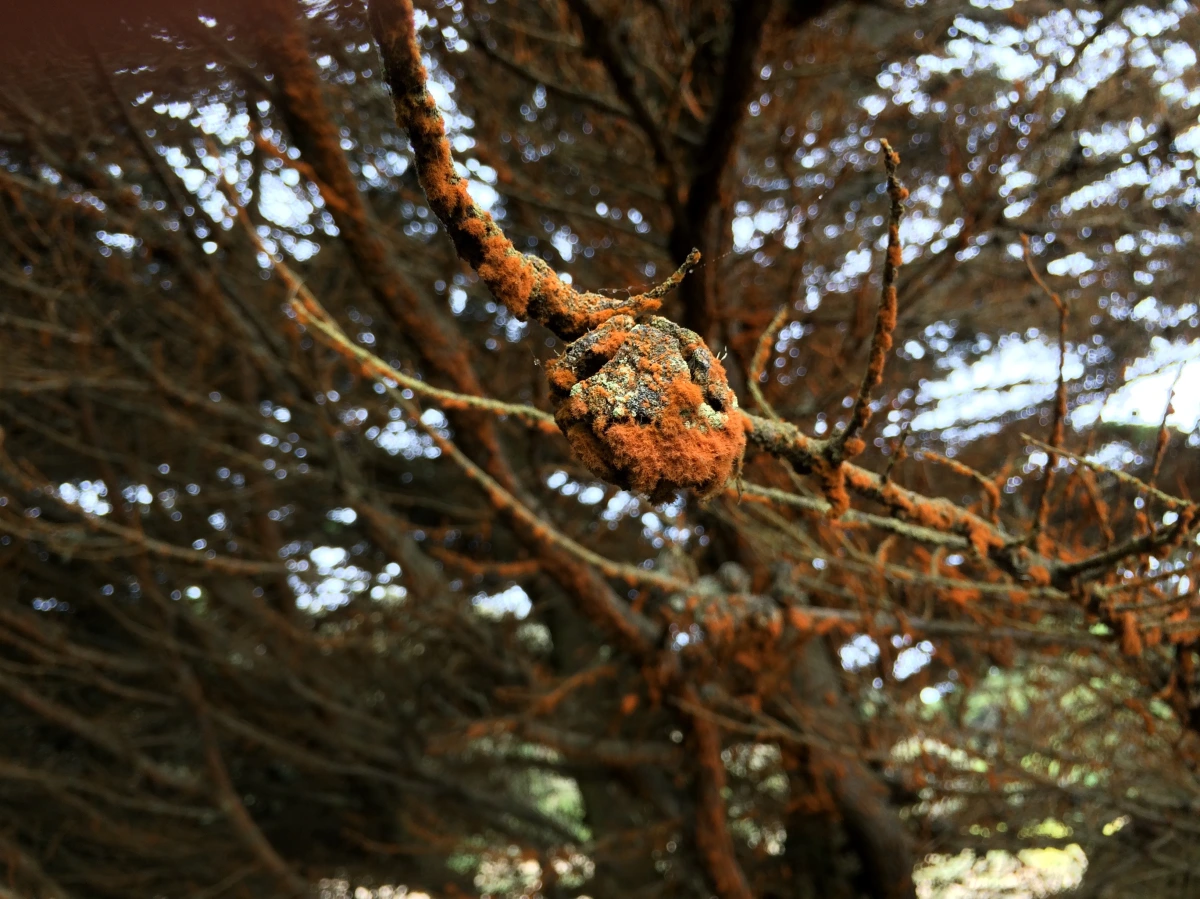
<box><xmin>1121</xmin><ymin>612</ymin><xmax>1144</xmax><ymax>657</ymax></box>
<box><xmin>844</xmin><ymin>465</ymin><xmax>1005</xmax><ymax>557</ymax></box>
<box><xmin>546</xmin><ymin>316</ymin><xmax>745</xmax><ymax>500</ymax></box>
<box><xmin>380</xmin><ymin>10</ymin><xmax>662</xmax><ymax>340</ymax></box>
<box><xmin>812</xmin><ymin>456</ymin><xmax>851</xmax><ymax>518</ymax></box>
<box><xmin>1025</xmin><ymin>564</ymin><xmax>1051</xmax><ymax>586</ymax></box>
<box><xmin>945</xmin><ymin>588</ymin><xmax>981</xmax><ymax>607</ymax></box>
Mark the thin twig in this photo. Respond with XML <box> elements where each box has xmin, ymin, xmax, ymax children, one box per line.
<box><xmin>631</xmin><ymin>247</ymin><xmax>702</xmax><ymax>305</ymax></box>
<box><xmin>1022</xmin><ymin>434</ymin><xmax>1191</xmax><ymax>510</ymax></box>
<box><xmin>1149</xmin><ymin>364</ymin><xmax>1184</xmax><ymax>491</ymax></box>
<box><xmin>747</xmin><ymin>305</ymin><xmax>788</xmax><ymax>420</ymax></box>
<box><xmin>291</xmin><ymin>287</ymin><xmax>560</xmax><ymax>433</ymax></box>
<box><xmin>836</xmin><ymin>140</ymin><xmax>905</xmax><ymax>459</ymax></box>
<box><xmin>1054</xmin><ymin>514</ymin><xmax>1198</xmax><ymax>583</ymax></box>
<box><xmin>882</xmin><ymin>420</ymin><xmax>911</xmax><ymax>482</ymax></box>
<box><xmin>1023</xmin><ymin>233</ymin><xmax>1069</xmax><ymax>540</ymax></box>
<box><xmin>180</xmin><ymin>668</ymin><xmax>308</xmax><ymax>897</ymax></box>
<box><xmin>915</xmin><ymin>450</ymin><xmax>1001</xmax><ymax>523</ymax></box>
<box><xmin>735</xmin><ymin>481</ymin><xmax>972</xmax><ymax>550</ymax></box>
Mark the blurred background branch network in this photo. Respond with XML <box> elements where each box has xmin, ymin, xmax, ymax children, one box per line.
<box><xmin>0</xmin><ymin>0</ymin><xmax>1199</xmax><ymax>897</ymax></box>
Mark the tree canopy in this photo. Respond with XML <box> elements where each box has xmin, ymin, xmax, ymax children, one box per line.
<box><xmin>1</xmin><ymin>1</ymin><xmax>1199</xmax><ymax>897</ymax></box>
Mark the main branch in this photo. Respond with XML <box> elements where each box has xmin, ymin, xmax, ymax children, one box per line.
<box><xmin>368</xmin><ymin>0</ymin><xmax>664</xmax><ymax>340</ymax></box>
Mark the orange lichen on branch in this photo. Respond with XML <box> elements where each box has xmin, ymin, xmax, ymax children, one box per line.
<box><xmin>787</xmin><ymin>608</ymin><xmax>814</xmax><ymax>632</ymax></box>
<box><xmin>1022</xmin><ymin>233</ymin><xmax>1070</xmax><ymax>534</ymax></box>
<box><xmin>838</xmin><ymin>139</ymin><xmax>905</xmax><ymax>456</ymax></box>
<box><xmin>742</xmin><ymin>415</ymin><xmax>1020</xmax><ymax>554</ymax></box>
<box><xmin>683</xmin><ymin>684</ymin><xmax>755</xmax><ymax>899</ymax></box>
<box><xmin>369</xmin><ymin>0</ymin><xmax>667</xmax><ymax>339</ymax></box>
<box><xmin>740</xmin><ymin>145</ymin><xmax>906</xmax><ymax>517</ymax></box>
<box><xmin>747</xmin><ymin>304</ymin><xmax>788</xmax><ymax>419</ymax></box>
<box><xmin>1123</xmin><ymin>697</ymin><xmax>1157</xmax><ymax>735</ymax></box>
<box><xmin>1025</xmin><ymin>564</ymin><xmax>1051</xmax><ymax>586</ymax></box>
<box><xmin>918</xmin><ymin>450</ymin><xmax>1002</xmax><ymax>521</ymax></box>
<box><xmin>741</xmin><ymin>412</ymin><xmax>819</xmax><ymax>464</ymax></box>
<box><xmin>546</xmin><ymin>316</ymin><xmax>745</xmax><ymax>500</ymax></box>
<box><xmin>370</xmin><ymin>0</ymin><xmax>745</xmax><ymax>501</ymax></box>
<box><xmin>843</xmin><ymin>465</ymin><xmax>1005</xmax><ymax>558</ymax></box>
<box><xmin>944</xmin><ymin>587</ymin><xmax>983</xmax><ymax>607</ymax></box>
<box><xmin>530</xmin><ymin>664</ymin><xmax>618</xmax><ymax>716</ymax></box>
<box><xmin>1121</xmin><ymin>612</ymin><xmax>1144</xmax><ymax>657</ymax></box>
<box><xmin>812</xmin><ymin>454</ymin><xmax>851</xmax><ymax>519</ymax></box>
<box><xmin>633</xmin><ymin>248</ymin><xmax>702</xmax><ymax>305</ymax></box>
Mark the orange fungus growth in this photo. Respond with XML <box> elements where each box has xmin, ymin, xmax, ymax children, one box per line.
<box><xmin>545</xmin><ymin>316</ymin><xmax>745</xmax><ymax>501</ymax></box>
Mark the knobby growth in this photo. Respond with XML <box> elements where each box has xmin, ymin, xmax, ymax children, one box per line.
<box><xmin>367</xmin><ymin>1</ymin><xmax>911</xmax><ymax>512</ymax></box>
<box><xmin>370</xmin><ymin>0</ymin><xmax>746</xmax><ymax>502</ymax></box>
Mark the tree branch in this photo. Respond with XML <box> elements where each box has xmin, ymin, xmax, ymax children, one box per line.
<box><xmin>368</xmin><ymin>0</ymin><xmax>664</xmax><ymax>339</ymax></box>
<box><xmin>682</xmin><ymin>683</ymin><xmax>755</xmax><ymax>899</ymax></box>
<box><xmin>180</xmin><ymin>667</ymin><xmax>308</xmax><ymax>897</ymax></box>
<box><xmin>258</xmin><ymin>0</ymin><xmax>490</xmax><ymax>400</ymax></box>
<box><xmin>836</xmin><ymin>140</ymin><xmax>904</xmax><ymax>459</ymax></box>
